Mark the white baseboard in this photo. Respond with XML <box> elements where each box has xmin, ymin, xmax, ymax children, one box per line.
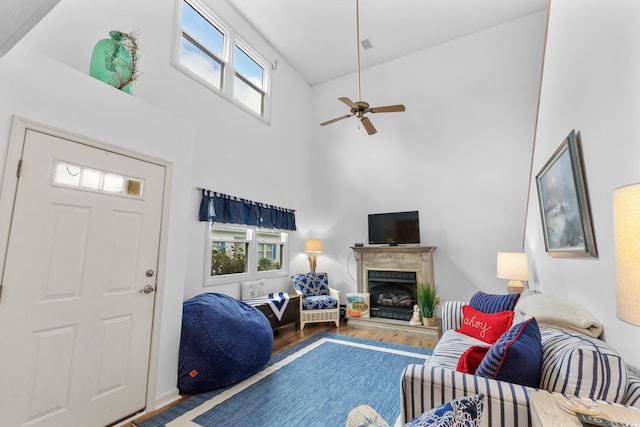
<box><xmin>112</xmin><ymin>388</ymin><xmax>181</xmax><ymax>426</ymax></box>
<box><xmin>152</xmin><ymin>387</ymin><xmax>182</xmax><ymax>410</ymax></box>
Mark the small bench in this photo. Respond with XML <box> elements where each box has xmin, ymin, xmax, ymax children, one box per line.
<box><xmin>251</xmin><ymin>294</ymin><xmax>300</xmax><ymax>331</ymax></box>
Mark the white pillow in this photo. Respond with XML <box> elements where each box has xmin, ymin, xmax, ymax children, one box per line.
<box><xmin>241</xmin><ymin>280</ymin><xmax>267</xmax><ymax>300</ymax></box>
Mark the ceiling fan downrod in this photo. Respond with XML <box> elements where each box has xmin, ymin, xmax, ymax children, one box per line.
<box><xmin>319</xmin><ymin>0</ymin><xmax>406</xmax><ymax>135</ymax></box>
<box><xmin>356</xmin><ymin>0</ymin><xmax>362</xmax><ymax>103</ymax></box>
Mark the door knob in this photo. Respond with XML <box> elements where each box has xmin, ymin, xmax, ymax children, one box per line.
<box><xmin>140</xmin><ymin>284</ymin><xmax>155</xmax><ymax>294</ymax></box>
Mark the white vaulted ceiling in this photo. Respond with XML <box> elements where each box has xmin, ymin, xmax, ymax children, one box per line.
<box><xmin>0</xmin><ymin>0</ymin><xmax>547</xmax><ymax>85</ymax></box>
<box><xmin>224</xmin><ymin>0</ymin><xmax>547</xmax><ymax>86</ymax></box>
<box><xmin>0</xmin><ymin>0</ymin><xmax>61</xmax><ymax>56</ymax></box>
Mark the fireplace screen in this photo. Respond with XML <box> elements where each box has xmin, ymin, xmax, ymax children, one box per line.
<box><xmin>367</xmin><ymin>270</ymin><xmax>417</xmax><ymax>321</ymax></box>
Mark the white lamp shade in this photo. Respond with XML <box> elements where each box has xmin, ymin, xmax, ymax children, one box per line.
<box><xmin>304</xmin><ymin>239</ymin><xmax>322</xmax><ymax>254</ymax></box>
<box><xmin>613</xmin><ymin>183</ymin><xmax>640</xmax><ymax>326</ymax></box>
<box><xmin>496</xmin><ymin>252</ymin><xmax>529</xmax><ymax>281</ymax></box>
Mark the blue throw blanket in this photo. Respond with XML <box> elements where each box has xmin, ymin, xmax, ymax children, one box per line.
<box><xmin>246</xmin><ymin>292</ymin><xmax>290</xmax><ymax>321</ymax></box>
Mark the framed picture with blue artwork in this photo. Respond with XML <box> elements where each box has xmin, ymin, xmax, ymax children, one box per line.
<box><xmin>535</xmin><ymin>130</ymin><xmax>597</xmax><ymax>258</ymax></box>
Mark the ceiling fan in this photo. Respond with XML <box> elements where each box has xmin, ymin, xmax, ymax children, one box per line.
<box><xmin>320</xmin><ymin>0</ymin><xmax>406</xmax><ymax>135</ymax></box>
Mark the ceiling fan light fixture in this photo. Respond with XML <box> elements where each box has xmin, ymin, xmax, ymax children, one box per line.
<box><xmin>320</xmin><ymin>0</ymin><xmax>406</xmax><ymax>135</ymax></box>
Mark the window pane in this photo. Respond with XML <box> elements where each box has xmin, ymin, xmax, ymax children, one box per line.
<box><xmin>54</xmin><ymin>162</ymin><xmax>81</xmax><ymax>186</ymax></box>
<box><xmin>125</xmin><ymin>178</ymin><xmax>144</xmax><ymax>198</ymax></box>
<box><xmin>211</xmin><ymin>242</ymin><xmax>248</xmax><ymax>276</ymax></box>
<box><xmin>257</xmin><ymin>230</ymin><xmax>283</xmax><ymax>272</ymax></box>
<box><xmin>257</xmin><ymin>244</ymin><xmax>282</xmax><ymax>272</ymax></box>
<box><xmin>180</xmin><ymin>36</ymin><xmax>223</xmax><ymax>89</ymax></box>
<box><xmin>80</xmin><ymin>169</ymin><xmax>102</xmax><ymax>190</ymax></box>
<box><xmin>181</xmin><ymin>1</ymin><xmax>224</xmax><ymax>57</ymax></box>
<box><xmin>210</xmin><ymin>226</ymin><xmax>248</xmax><ymax>241</ymax></box>
<box><xmin>234</xmin><ymin>76</ymin><xmax>263</xmax><ymax>115</ymax></box>
<box><xmin>103</xmin><ymin>173</ymin><xmax>124</xmax><ymax>193</ymax></box>
<box><xmin>234</xmin><ymin>45</ymin><xmax>263</xmax><ymax>89</ymax></box>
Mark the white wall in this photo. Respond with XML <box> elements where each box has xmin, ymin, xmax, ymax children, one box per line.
<box><xmin>3</xmin><ymin>0</ymin><xmax>313</xmax><ymax>406</ymax></box>
<box><xmin>15</xmin><ymin>0</ymin><xmax>315</xmax><ymax>299</ymax></box>
<box><xmin>309</xmin><ymin>12</ymin><xmax>547</xmax><ymax>304</ymax></box>
<box><xmin>0</xmin><ymin>44</ymin><xmax>194</xmax><ymax>407</ymax></box>
<box><xmin>0</xmin><ymin>0</ymin><xmax>561</xmax><ymax>408</ymax></box>
<box><xmin>525</xmin><ymin>0</ymin><xmax>640</xmax><ymax>368</ymax></box>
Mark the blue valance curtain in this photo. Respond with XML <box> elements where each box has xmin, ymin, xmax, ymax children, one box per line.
<box><xmin>198</xmin><ymin>189</ymin><xmax>296</xmax><ymax>231</ymax></box>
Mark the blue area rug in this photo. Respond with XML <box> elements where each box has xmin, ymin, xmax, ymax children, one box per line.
<box><xmin>140</xmin><ymin>332</ymin><xmax>431</xmax><ymax>427</ymax></box>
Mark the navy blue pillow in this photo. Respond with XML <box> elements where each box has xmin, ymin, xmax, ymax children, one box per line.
<box><xmin>475</xmin><ymin>318</ymin><xmax>542</xmax><ymax>388</ymax></box>
<box><xmin>469</xmin><ymin>291</ymin><xmax>520</xmax><ymax>313</ymax></box>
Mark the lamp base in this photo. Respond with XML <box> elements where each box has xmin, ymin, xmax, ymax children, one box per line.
<box><xmin>507</xmin><ymin>280</ymin><xmax>525</xmax><ymax>294</ymax></box>
<box><xmin>308</xmin><ymin>254</ymin><xmax>317</xmax><ymax>274</ymax></box>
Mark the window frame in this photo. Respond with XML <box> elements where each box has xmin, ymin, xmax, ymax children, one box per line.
<box><xmin>204</xmin><ymin>224</ymin><xmax>289</xmax><ymax>286</ymax></box>
<box><xmin>172</xmin><ymin>0</ymin><xmax>271</xmax><ymax>123</ymax></box>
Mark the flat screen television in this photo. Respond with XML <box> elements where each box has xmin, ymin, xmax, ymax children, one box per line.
<box><xmin>368</xmin><ymin>210</ymin><xmax>420</xmax><ymax>245</ymax></box>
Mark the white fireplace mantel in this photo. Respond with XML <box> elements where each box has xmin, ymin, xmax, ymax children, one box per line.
<box><xmin>352</xmin><ymin>246</ymin><xmax>437</xmax><ymax>293</ymax></box>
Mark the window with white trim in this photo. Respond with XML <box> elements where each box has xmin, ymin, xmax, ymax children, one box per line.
<box><xmin>176</xmin><ymin>0</ymin><xmax>270</xmax><ymax>119</ymax></box>
<box><xmin>205</xmin><ymin>224</ymin><xmax>288</xmax><ymax>285</ymax></box>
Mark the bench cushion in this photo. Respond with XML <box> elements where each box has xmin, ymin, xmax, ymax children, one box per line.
<box><xmin>427</xmin><ymin>330</ymin><xmax>488</xmax><ymax>370</ymax></box>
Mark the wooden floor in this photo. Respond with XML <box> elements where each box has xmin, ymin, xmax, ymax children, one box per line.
<box><xmin>127</xmin><ymin>321</ymin><xmax>438</xmax><ymax>426</ymax></box>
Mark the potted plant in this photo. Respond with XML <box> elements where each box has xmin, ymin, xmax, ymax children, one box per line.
<box><xmin>416</xmin><ymin>282</ymin><xmax>439</xmax><ymax>326</ymax></box>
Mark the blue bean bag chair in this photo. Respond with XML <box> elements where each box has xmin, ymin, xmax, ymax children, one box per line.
<box><xmin>178</xmin><ymin>292</ymin><xmax>273</xmax><ymax>394</ymax></box>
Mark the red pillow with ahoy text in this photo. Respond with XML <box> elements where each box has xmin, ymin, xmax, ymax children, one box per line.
<box><xmin>456</xmin><ymin>345</ymin><xmax>491</xmax><ymax>374</ymax></box>
<box><xmin>456</xmin><ymin>305</ymin><xmax>515</xmax><ymax>344</ymax></box>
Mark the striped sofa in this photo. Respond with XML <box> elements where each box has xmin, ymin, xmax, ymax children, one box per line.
<box><xmin>400</xmin><ymin>300</ymin><xmax>640</xmax><ymax>426</ymax></box>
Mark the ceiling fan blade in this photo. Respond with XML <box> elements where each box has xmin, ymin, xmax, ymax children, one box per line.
<box><xmin>369</xmin><ymin>104</ymin><xmax>406</xmax><ymax>113</ymax></box>
<box><xmin>320</xmin><ymin>114</ymin><xmax>353</xmax><ymax>126</ymax></box>
<box><xmin>339</xmin><ymin>97</ymin><xmax>358</xmax><ymax>109</ymax></box>
<box><xmin>361</xmin><ymin>117</ymin><xmax>377</xmax><ymax>135</ymax></box>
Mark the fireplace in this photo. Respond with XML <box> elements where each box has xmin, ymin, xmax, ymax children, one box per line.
<box><xmin>350</xmin><ymin>246</ymin><xmax>439</xmax><ymax>337</ymax></box>
<box><xmin>367</xmin><ymin>269</ymin><xmax>417</xmax><ymax>321</ymax></box>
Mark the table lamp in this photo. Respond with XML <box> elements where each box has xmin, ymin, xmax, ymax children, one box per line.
<box><xmin>613</xmin><ymin>183</ymin><xmax>640</xmax><ymax>326</ymax></box>
<box><xmin>304</xmin><ymin>239</ymin><xmax>322</xmax><ymax>273</ymax></box>
<box><xmin>497</xmin><ymin>252</ymin><xmax>529</xmax><ymax>294</ymax></box>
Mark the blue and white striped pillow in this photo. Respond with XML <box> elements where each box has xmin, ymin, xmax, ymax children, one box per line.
<box><xmin>469</xmin><ymin>291</ymin><xmax>520</xmax><ymax>313</ymax></box>
<box><xmin>539</xmin><ymin>328</ymin><xmax>629</xmax><ymax>403</ymax></box>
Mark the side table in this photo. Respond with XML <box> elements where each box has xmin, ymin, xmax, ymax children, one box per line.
<box><xmin>531</xmin><ymin>391</ymin><xmax>640</xmax><ymax>426</ymax></box>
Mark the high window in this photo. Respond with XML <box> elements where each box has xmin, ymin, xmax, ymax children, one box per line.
<box><xmin>175</xmin><ymin>0</ymin><xmax>270</xmax><ymax>119</ymax></box>
<box><xmin>206</xmin><ymin>224</ymin><xmax>288</xmax><ymax>285</ymax></box>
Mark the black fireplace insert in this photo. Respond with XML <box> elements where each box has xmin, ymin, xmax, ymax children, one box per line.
<box><xmin>367</xmin><ymin>270</ymin><xmax>417</xmax><ymax>321</ymax></box>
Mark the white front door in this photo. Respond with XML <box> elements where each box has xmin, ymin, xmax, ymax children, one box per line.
<box><xmin>0</xmin><ymin>127</ymin><xmax>165</xmax><ymax>426</ymax></box>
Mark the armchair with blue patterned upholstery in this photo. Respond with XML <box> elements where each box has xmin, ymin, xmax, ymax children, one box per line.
<box><xmin>291</xmin><ymin>272</ymin><xmax>340</xmax><ymax>330</ymax></box>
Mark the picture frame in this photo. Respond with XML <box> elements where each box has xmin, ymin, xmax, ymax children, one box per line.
<box><xmin>535</xmin><ymin>130</ymin><xmax>597</xmax><ymax>258</ymax></box>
